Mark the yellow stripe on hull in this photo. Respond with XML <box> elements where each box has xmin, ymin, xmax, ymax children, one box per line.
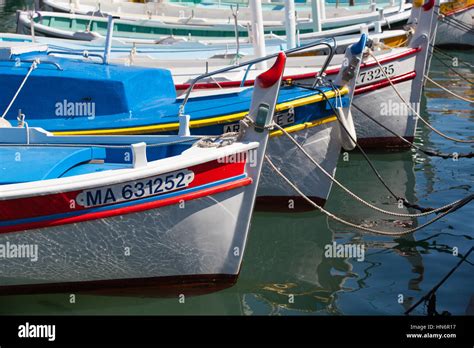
<box><xmin>440</xmin><ymin>0</ymin><xmax>474</xmax><ymax>15</ymax></box>
<box><xmin>270</xmin><ymin>116</ymin><xmax>338</xmax><ymax>138</ymax></box>
<box><xmin>53</xmin><ymin>87</ymin><xmax>348</xmax><ymax>136</ymax></box>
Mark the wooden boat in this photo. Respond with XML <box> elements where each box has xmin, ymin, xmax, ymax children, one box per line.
<box><xmin>0</xmin><ymin>52</ymin><xmax>284</xmax><ymax>295</ymax></box>
<box><xmin>50</xmin><ymin>0</ymin><xmax>432</xmax><ymax>149</ymax></box>
<box><xmin>2</xmin><ymin>27</ymin><xmax>408</xmax><ymax>57</ymax></box>
<box><xmin>0</xmin><ymin>38</ymin><xmax>365</xmax><ymax>211</ymax></box>
<box><xmin>16</xmin><ymin>6</ymin><xmax>411</xmax><ymax>42</ymax></box>
<box><xmin>40</xmin><ymin>0</ymin><xmax>407</xmax><ymax>24</ymax></box>
<box><xmin>435</xmin><ymin>0</ymin><xmax>474</xmax><ymax>47</ymax></box>
<box><xmin>150</xmin><ymin>0</ymin><xmax>438</xmax><ymax>149</ymax></box>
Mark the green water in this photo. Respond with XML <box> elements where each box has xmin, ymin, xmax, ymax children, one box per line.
<box><xmin>0</xmin><ymin>1</ymin><xmax>473</xmax><ymax>315</ymax></box>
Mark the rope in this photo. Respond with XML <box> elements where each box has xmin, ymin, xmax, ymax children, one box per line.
<box><xmin>436</xmin><ymin>4</ymin><xmax>474</xmax><ymax>33</ymax></box>
<box><xmin>310</xmin><ymin>84</ymin><xmax>403</xmax><ymax>203</ymax></box>
<box><xmin>440</xmin><ymin>14</ymin><xmax>474</xmax><ymax>34</ymax></box>
<box><xmin>272</xmin><ymin>122</ymin><xmax>466</xmax><ymax>217</ymax></box>
<box><xmin>1</xmin><ymin>59</ymin><xmax>39</xmax><ymax>119</ymax></box>
<box><xmin>311</xmin><ymin>83</ymin><xmax>444</xmax><ymax>213</ymax></box>
<box><xmin>405</xmin><ymin>246</ymin><xmax>474</xmax><ymax>315</ymax></box>
<box><xmin>368</xmin><ymin>51</ymin><xmax>474</xmax><ymax>143</ymax></box>
<box><xmin>352</xmin><ymin>103</ymin><xmax>474</xmax><ymax>159</ymax></box>
<box><xmin>432</xmin><ymin>46</ymin><xmax>474</xmax><ymax>69</ymax></box>
<box><xmin>291</xmin><ymin>81</ymin><xmax>472</xmax><ymax>211</ymax></box>
<box><xmin>424</xmin><ymin>75</ymin><xmax>474</xmax><ymax>103</ymax></box>
<box><xmin>430</xmin><ymin>53</ymin><xmax>474</xmax><ymax>85</ymax></box>
<box><xmin>196</xmin><ymin>131</ymin><xmax>241</xmax><ymax>147</ymax></box>
<box><xmin>265</xmin><ymin>154</ymin><xmax>473</xmax><ymax>236</ymax></box>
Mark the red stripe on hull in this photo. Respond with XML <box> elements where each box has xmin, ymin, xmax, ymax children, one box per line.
<box><xmin>357</xmin><ymin>136</ymin><xmax>414</xmax><ymax>149</ymax></box>
<box><xmin>354</xmin><ymin>71</ymin><xmax>417</xmax><ymax>95</ymax></box>
<box><xmin>0</xmin><ymin>159</ymin><xmax>246</xmax><ymax>222</ymax></box>
<box><xmin>0</xmin><ymin>273</ymin><xmax>238</xmax><ymax>297</ymax></box>
<box><xmin>0</xmin><ymin>177</ymin><xmax>252</xmax><ymax>234</ymax></box>
<box><xmin>255</xmin><ymin>196</ymin><xmax>326</xmax><ymax>212</ymax></box>
<box><xmin>175</xmin><ymin>47</ymin><xmax>421</xmax><ymax>91</ymax></box>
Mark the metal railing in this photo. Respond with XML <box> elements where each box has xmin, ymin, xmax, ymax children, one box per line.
<box><xmin>15</xmin><ymin>58</ymin><xmax>63</xmax><ymax>70</ymax></box>
<box><xmin>179</xmin><ymin>37</ymin><xmax>337</xmax><ymax>116</ymax></box>
<box><xmin>47</xmin><ymin>50</ymin><xmax>106</xmax><ymax>63</ymax></box>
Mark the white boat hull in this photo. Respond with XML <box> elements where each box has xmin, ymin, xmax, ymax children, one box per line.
<box><xmin>258</xmin><ymin>120</ymin><xmax>341</xmax><ymax>211</ymax></box>
<box><xmin>0</xmin><ymin>186</ymin><xmax>251</xmax><ymax>294</ymax></box>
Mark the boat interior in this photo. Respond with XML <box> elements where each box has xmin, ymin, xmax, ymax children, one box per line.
<box><xmin>0</xmin><ymin>127</ymin><xmax>198</xmax><ymax>185</ymax></box>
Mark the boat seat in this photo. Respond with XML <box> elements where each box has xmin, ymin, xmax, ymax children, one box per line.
<box><xmin>0</xmin><ymin>146</ymin><xmax>106</xmax><ymax>184</ymax></box>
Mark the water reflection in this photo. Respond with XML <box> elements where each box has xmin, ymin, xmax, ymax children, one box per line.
<box><xmin>0</xmin><ymin>0</ymin><xmax>34</xmax><ymax>32</ymax></box>
<box><xmin>238</xmin><ymin>211</ymin><xmax>352</xmax><ymax>315</ymax></box>
<box><xmin>0</xmin><ymin>8</ymin><xmax>471</xmax><ymax>314</ymax></box>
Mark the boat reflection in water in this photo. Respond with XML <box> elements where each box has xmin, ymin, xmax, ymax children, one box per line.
<box><xmin>0</xmin><ymin>147</ymin><xmax>448</xmax><ymax>315</ymax></box>
<box><xmin>236</xmin><ymin>148</ymin><xmax>427</xmax><ymax>315</ymax></box>
<box><xmin>0</xmin><ymin>148</ymin><xmax>429</xmax><ymax>315</ymax></box>
<box><xmin>325</xmin><ymin>150</ymin><xmax>427</xmax><ymax>314</ymax></box>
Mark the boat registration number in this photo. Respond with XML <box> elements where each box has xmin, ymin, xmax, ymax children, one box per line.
<box><xmin>223</xmin><ymin>108</ymin><xmax>295</xmax><ymax>133</ymax></box>
<box><xmin>76</xmin><ymin>169</ymin><xmax>195</xmax><ymax>208</ymax></box>
<box><xmin>357</xmin><ymin>63</ymin><xmax>396</xmax><ymax>84</ymax></box>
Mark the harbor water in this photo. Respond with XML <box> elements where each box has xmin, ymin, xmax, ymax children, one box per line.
<box><xmin>0</xmin><ymin>0</ymin><xmax>473</xmax><ymax>315</ymax></box>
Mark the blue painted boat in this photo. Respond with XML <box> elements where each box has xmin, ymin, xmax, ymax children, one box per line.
<box><xmin>0</xmin><ymin>53</ymin><xmax>284</xmax><ymax>295</ymax></box>
<box><xmin>0</xmin><ymin>35</ymin><xmax>365</xmax><ymax>211</ymax></box>
<box><xmin>0</xmin><ymin>44</ymin><xmax>348</xmax><ymax>136</ymax></box>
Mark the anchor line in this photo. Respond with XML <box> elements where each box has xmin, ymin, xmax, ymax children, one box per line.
<box><xmin>265</xmin><ymin>154</ymin><xmax>473</xmax><ymax>236</ymax></box>
<box><xmin>442</xmin><ymin>17</ymin><xmax>473</xmax><ymax>33</ymax></box>
<box><xmin>431</xmin><ymin>45</ymin><xmax>474</xmax><ymax>69</ymax></box>
<box><xmin>435</xmin><ymin>5</ymin><xmax>474</xmax><ymax>33</ymax></box>
<box><xmin>270</xmin><ymin>119</ymin><xmax>472</xmax><ymax>218</ymax></box>
<box><xmin>304</xmin><ymin>85</ymin><xmax>400</xmax><ymax>201</ymax></box>
<box><xmin>440</xmin><ymin>14</ymin><xmax>474</xmax><ymax>34</ymax></box>
<box><xmin>1</xmin><ymin>59</ymin><xmax>39</xmax><ymax>119</ymax></box>
<box><xmin>368</xmin><ymin>51</ymin><xmax>474</xmax><ymax>143</ymax></box>
<box><xmin>405</xmin><ymin>246</ymin><xmax>474</xmax><ymax>315</ymax></box>
<box><xmin>424</xmin><ymin>75</ymin><xmax>474</xmax><ymax>103</ymax></box>
<box><xmin>295</xmin><ymin>82</ymin><xmax>447</xmax><ymax>214</ymax></box>
<box><xmin>430</xmin><ymin>53</ymin><xmax>474</xmax><ymax>85</ymax></box>
<box><xmin>352</xmin><ymin>103</ymin><xmax>474</xmax><ymax>159</ymax></box>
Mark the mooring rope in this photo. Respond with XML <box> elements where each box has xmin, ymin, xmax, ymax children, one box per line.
<box><xmin>405</xmin><ymin>246</ymin><xmax>474</xmax><ymax>315</ymax></box>
<box><xmin>309</xmin><ymin>84</ymin><xmax>403</xmax><ymax>203</ymax></box>
<box><xmin>272</xmin><ymin>121</ymin><xmax>470</xmax><ymax>217</ymax></box>
<box><xmin>440</xmin><ymin>13</ymin><xmax>474</xmax><ymax>34</ymax></box>
<box><xmin>265</xmin><ymin>154</ymin><xmax>472</xmax><ymax>236</ymax></box>
<box><xmin>308</xmin><ymin>83</ymin><xmax>449</xmax><ymax>213</ymax></box>
<box><xmin>1</xmin><ymin>59</ymin><xmax>39</xmax><ymax>119</ymax></box>
<box><xmin>290</xmin><ymin>79</ymin><xmax>473</xmax><ymax>210</ymax></box>
<box><xmin>431</xmin><ymin>45</ymin><xmax>474</xmax><ymax>69</ymax></box>
<box><xmin>424</xmin><ymin>74</ymin><xmax>474</xmax><ymax>103</ymax></box>
<box><xmin>368</xmin><ymin>51</ymin><xmax>474</xmax><ymax>143</ymax></box>
<box><xmin>430</xmin><ymin>53</ymin><xmax>474</xmax><ymax>85</ymax></box>
<box><xmin>352</xmin><ymin>103</ymin><xmax>474</xmax><ymax>159</ymax></box>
